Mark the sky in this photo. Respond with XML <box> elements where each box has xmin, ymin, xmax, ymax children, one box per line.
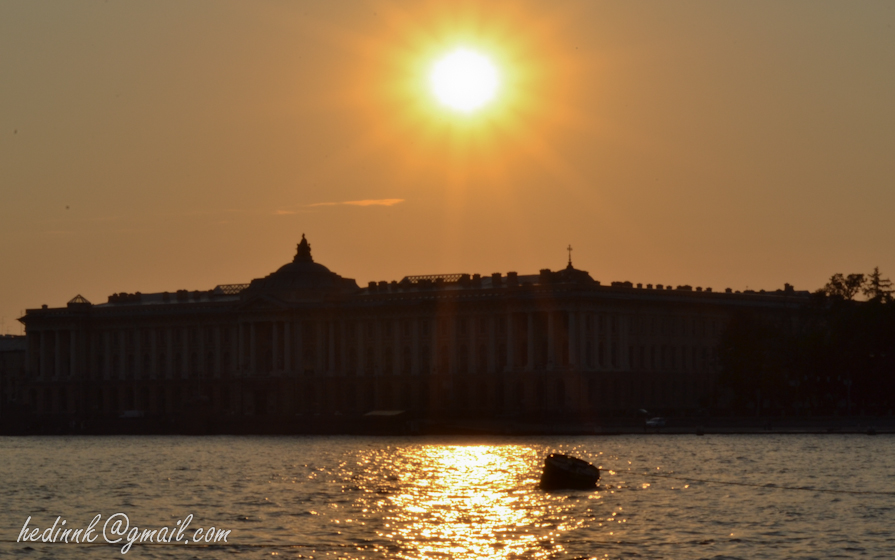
<box><xmin>2</xmin><ymin>1</ymin><xmax>894</xmax><ymax>334</ymax></box>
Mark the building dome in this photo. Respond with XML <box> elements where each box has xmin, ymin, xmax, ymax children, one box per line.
<box><xmin>243</xmin><ymin>235</ymin><xmax>359</xmax><ymax>298</ymax></box>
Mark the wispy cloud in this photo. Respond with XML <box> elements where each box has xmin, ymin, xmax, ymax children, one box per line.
<box><xmin>308</xmin><ymin>198</ymin><xmax>405</xmax><ymax>208</ymax></box>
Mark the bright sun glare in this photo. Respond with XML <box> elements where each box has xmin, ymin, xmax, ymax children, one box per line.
<box><xmin>430</xmin><ymin>48</ymin><xmax>499</xmax><ymax>113</ymax></box>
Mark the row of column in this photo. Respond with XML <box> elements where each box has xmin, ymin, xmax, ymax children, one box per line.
<box><xmin>31</xmin><ymin>326</ymin><xmax>243</xmax><ymax>380</ymax></box>
<box><xmin>235</xmin><ymin>309</ymin><xmax>632</xmax><ymax>377</ymax></box>
<box><xmin>28</xmin><ymin>310</ymin><xmax>642</xmax><ymax>380</ymax></box>
<box><xmin>31</xmin><ymin>329</ymin><xmax>78</xmax><ymax>379</ymax></box>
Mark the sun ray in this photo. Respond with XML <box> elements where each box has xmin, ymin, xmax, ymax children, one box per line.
<box><xmin>287</xmin><ymin>0</ymin><xmax>600</xmax><ymax>242</ymax></box>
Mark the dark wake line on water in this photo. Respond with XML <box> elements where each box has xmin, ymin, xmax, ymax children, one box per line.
<box><xmin>637</xmin><ymin>472</ymin><xmax>895</xmax><ymax>496</ymax></box>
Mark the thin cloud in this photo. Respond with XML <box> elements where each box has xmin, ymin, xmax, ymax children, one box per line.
<box><xmin>274</xmin><ymin>210</ymin><xmax>297</xmax><ymax>215</ymax></box>
<box><xmin>308</xmin><ymin>198</ymin><xmax>405</xmax><ymax>208</ymax></box>
<box><xmin>345</xmin><ymin>199</ymin><xmax>404</xmax><ymax>206</ymax></box>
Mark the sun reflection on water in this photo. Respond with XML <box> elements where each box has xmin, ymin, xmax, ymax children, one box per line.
<box><xmin>346</xmin><ymin>444</ymin><xmax>598</xmax><ymax>559</ymax></box>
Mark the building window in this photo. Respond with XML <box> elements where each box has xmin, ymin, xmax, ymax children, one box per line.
<box><xmin>556</xmin><ymin>380</ymin><xmax>565</xmax><ymax>408</ymax></box>
<box><xmin>458</xmin><ymin>345</ymin><xmax>468</xmax><ymax>373</ymax></box>
<box><xmin>365</xmin><ymin>347</ymin><xmax>374</xmax><ymax>374</ymax></box>
<box><xmin>348</xmin><ymin>348</ymin><xmax>357</xmax><ymax>374</ymax></box>
<box><xmin>421</xmin><ymin>345</ymin><xmax>430</xmax><ymax>373</ymax></box>
<box><xmin>384</xmin><ymin>347</ymin><xmax>393</xmax><ymax>374</ymax></box>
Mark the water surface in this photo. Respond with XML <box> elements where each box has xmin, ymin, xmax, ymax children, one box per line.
<box><xmin>1</xmin><ymin>435</ymin><xmax>893</xmax><ymax>559</ymax></box>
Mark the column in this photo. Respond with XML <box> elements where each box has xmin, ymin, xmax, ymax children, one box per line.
<box><xmin>134</xmin><ymin>329</ymin><xmax>142</xmax><ymax>379</ymax></box>
<box><xmin>120</xmin><ymin>331</ymin><xmax>128</xmax><ymax>380</ymax></box>
<box><xmin>166</xmin><ymin>328</ymin><xmax>173</xmax><ymax>379</ymax></box>
<box><xmin>568</xmin><ymin>310</ymin><xmax>578</xmax><ymax>368</ymax></box>
<box><xmin>392</xmin><ymin>317</ymin><xmax>404</xmax><ymax>376</ymax></box>
<box><xmin>150</xmin><ymin>330</ymin><xmax>158</xmax><ymax>379</ymax></box>
<box><xmin>582</xmin><ymin>312</ymin><xmax>590</xmax><ymax>370</ymax></box>
<box><xmin>249</xmin><ymin>322</ymin><xmax>256</xmax><ymax>376</ymax></box>
<box><xmin>469</xmin><ymin>319</ymin><xmax>477</xmax><ymax>374</ymax></box>
<box><xmin>24</xmin><ymin>331</ymin><xmax>32</xmax><ymax>374</ymax></box>
<box><xmin>547</xmin><ymin>312</ymin><xmax>556</xmax><ymax>370</ymax></box>
<box><xmin>181</xmin><ymin>328</ymin><xmax>189</xmax><ymax>378</ymax></box>
<box><xmin>237</xmin><ymin>323</ymin><xmax>244</xmax><ymax>375</ymax></box>
<box><xmin>196</xmin><ymin>326</ymin><xmax>204</xmax><ymax>378</ymax></box>
<box><xmin>104</xmin><ymin>331</ymin><xmax>112</xmax><ymax>380</ymax></box>
<box><xmin>214</xmin><ymin>326</ymin><xmax>222</xmax><ymax>378</ymax></box>
<box><xmin>329</xmin><ymin>321</ymin><xmax>336</xmax><ymax>375</ymax></box>
<box><xmin>393</xmin><ymin>320</ymin><xmax>401</xmax><ymax>376</ymax></box>
<box><xmin>339</xmin><ymin>320</ymin><xmax>347</xmax><ymax>376</ymax></box>
<box><xmin>357</xmin><ymin>320</ymin><xmax>365</xmax><ymax>376</ymax></box>
<box><xmin>315</xmin><ymin>321</ymin><xmax>324</xmax><ymax>375</ymax></box>
<box><xmin>38</xmin><ymin>331</ymin><xmax>47</xmax><ymax>377</ymax></box>
<box><xmin>618</xmin><ymin>314</ymin><xmax>632</xmax><ymax>370</ymax></box>
<box><xmin>55</xmin><ymin>329</ymin><xmax>61</xmax><ymax>378</ymax></box>
<box><xmin>229</xmin><ymin>325</ymin><xmax>238</xmax><ymax>376</ymax></box>
<box><xmin>526</xmin><ymin>313</ymin><xmax>535</xmax><ymax>371</ymax></box>
<box><xmin>586</xmin><ymin>313</ymin><xmax>593</xmax><ymax>371</ymax></box>
<box><xmin>272</xmin><ymin>320</ymin><xmax>279</xmax><ymax>374</ymax></box>
<box><xmin>487</xmin><ymin>316</ymin><xmax>496</xmax><ymax>374</ymax></box>
<box><xmin>430</xmin><ymin>318</ymin><xmax>438</xmax><ymax>375</ymax></box>
<box><xmin>412</xmin><ymin>317</ymin><xmax>420</xmax><ymax>375</ymax></box>
<box><xmin>372</xmin><ymin>321</ymin><xmax>381</xmax><ymax>376</ymax></box>
<box><xmin>284</xmin><ymin>321</ymin><xmax>291</xmax><ymax>374</ymax></box>
<box><xmin>505</xmin><ymin>312</ymin><xmax>514</xmax><ymax>372</ymax></box>
<box><xmin>295</xmin><ymin>320</ymin><xmax>305</xmax><ymax>375</ymax></box>
<box><xmin>70</xmin><ymin>329</ymin><xmax>78</xmax><ymax>378</ymax></box>
<box><xmin>448</xmin><ymin>316</ymin><xmax>457</xmax><ymax>375</ymax></box>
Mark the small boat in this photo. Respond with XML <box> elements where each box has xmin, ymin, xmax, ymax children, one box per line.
<box><xmin>539</xmin><ymin>453</ymin><xmax>600</xmax><ymax>490</ymax></box>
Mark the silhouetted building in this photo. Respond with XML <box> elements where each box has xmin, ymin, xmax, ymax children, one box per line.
<box><xmin>0</xmin><ymin>335</ymin><xmax>26</xmax><ymax>419</ymax></box>
<box><xmin>13</xmin><ymin>236</ymin><xmax>810</xmax><ymax>432</ymax></box>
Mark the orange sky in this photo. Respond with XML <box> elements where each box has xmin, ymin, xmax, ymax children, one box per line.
<box><xmin>2</xmin><ymin>1</ymin><xmax>894</xmax><ymax>334</ymax></box>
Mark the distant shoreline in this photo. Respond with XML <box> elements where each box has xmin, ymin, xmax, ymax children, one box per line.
<box><xmin>2</xmin><ymin>415</ymin><xmax>893</xmax><ymax>436</ymax></box>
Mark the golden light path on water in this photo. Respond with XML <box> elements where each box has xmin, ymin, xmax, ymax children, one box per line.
<box><xmin>349</xmin><ymin>444</ymin><xmax>603</xmax><ymax>559</ymax></box>
<box><xmin>4</xmin><ymin>437</ymin><xmax>895</xmax><ymax>558</ymax></box>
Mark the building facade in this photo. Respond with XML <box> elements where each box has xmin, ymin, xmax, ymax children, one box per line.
<box><xmin>13</xmin><ymin>236</ymin><xmax>809</xmax><ymax>431</ymax></box>
<box><xmin>0</xmin><ymin>335</ymin><xmax>26</xmax><ymax>420</ymax></box>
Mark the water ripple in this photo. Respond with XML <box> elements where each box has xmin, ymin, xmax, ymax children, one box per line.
<box><xmin>0</xmin><ymin>435</ymin><xmax>893</xmax><ymax>559</ymax></box>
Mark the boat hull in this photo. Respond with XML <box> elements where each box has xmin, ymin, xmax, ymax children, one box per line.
<box><xmin>539</xmin><ymin>453</ymin><xmax>600</xmax><ymax>490</ymax></box>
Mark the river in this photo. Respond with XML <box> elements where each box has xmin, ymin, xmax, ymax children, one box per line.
<box><xmin>1</xmin><ymin>435</ymin><xmax>893</xmax><ymax>559</ymax></box>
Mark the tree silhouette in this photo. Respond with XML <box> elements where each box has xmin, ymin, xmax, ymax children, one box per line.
<box><xmin>821</xmin><ymin>273</ymin><xmax>865</xmax><ymax>300</ymax></box>
<box><xmin>862</xmin><ymin>267</ymin><xmax>893</xmax><ymax>303</ymax></box>
<box><xmin>719</xmin><ymin>268</ymin><xmax>895</xmax><ymax>416</ymax></box>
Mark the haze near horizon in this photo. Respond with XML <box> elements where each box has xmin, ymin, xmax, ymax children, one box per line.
<box><xmin>1</xmin><ymin>1</ymin><xmax>894</xmax><ymax>333</ymax></box>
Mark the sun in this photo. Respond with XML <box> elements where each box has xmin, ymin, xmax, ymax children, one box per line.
<box><xmin>429</xmin><ymin>48</ymin><xmax>500</xmax><ymax>113</ymax></box>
